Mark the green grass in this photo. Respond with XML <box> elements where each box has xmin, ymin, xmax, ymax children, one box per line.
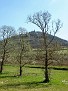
<box><xmin>0</xmin><ymin>65</ymin><xmax>68</xmax><ymax>91</ymax></box>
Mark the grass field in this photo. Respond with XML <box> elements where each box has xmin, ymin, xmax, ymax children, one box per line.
<box><xmin>0</xmin><ymin>65</ymin><xmax>68</xmax><ymax>91</ymax></box>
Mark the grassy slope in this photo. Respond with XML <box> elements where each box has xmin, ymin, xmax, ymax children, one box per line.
<box><xmin>0</xmin><ymin>65</ymin><xmax>68</xmax><ymax>91</ymax></box>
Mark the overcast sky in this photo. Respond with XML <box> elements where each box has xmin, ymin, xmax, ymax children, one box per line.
<box><xmin>0</xmin><ymin>0</ymin><xmax>68</xmax><ymax>40</ymax></box>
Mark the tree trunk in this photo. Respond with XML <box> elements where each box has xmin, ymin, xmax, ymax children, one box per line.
<box><xmin>0</xmin><ymin>40</ymin><xmax>6</xmax><ymax>73</ymax></box>
<box><xmin>0</xmin><ymin>61</ymin><xmax>3</xmax><ymax>73</ymax></box>
<box><xmin>42</xmin><ymin>29</ymin><xmax>49</xmax><ymax>83</ymax></box>
<box><xmin>19</xmin><ymin>66</ymin><xmax>22</xmax><ymax>76</ymax></box>
<box><xmin>43</xmin><ymin>49</ymin><xmax>49</xmax><ymax>82</ymax></box>
<box><xmin>0</xmin><ymin>51</ymin><xmax>5</xmax><ymax>73</ymax></box>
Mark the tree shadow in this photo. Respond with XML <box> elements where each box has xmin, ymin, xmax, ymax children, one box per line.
<box><xmin>0</xmin><ymin>81</ymin><xmax>50</xmax><ymax>89</ymax></box>
<box><xmin>0</xmin><ymin>75</ymin><xmax>19</xmax><ymax>78</ymax></box>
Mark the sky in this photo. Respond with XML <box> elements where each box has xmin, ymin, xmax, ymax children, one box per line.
<box><xmin>0</xmin><ymin>0</ymin><xmax>68</xmax><ymax>40</ymax></box>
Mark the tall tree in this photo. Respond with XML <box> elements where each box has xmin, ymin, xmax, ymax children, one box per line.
<box><xmin>27</xmin><ymin>11</ymin><xmax>62</xmax><ymax>82</ymax></box>
<box><xmin>0</xmin><ymin>25</ymin><xmax>15</xmax><ymax>73</ymax></box>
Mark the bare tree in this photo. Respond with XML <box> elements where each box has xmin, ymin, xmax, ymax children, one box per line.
<box><xmin>0</xmin><ymin>25</ymin><xmax>15</xmax><ymax>73</ymax></box>
<box><xmin>17</xmin><ymin>27</ymin><xmax>30</xmax><ymax>76</ymax></box>
<box><xmin>27</xmin><ymin>11</ymin><xmax>62</xmax><ymax>82</ymax></box>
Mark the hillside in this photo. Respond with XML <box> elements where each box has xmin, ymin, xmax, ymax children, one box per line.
<box><xmin>29</xmin><ymin>31</ymin><xmax>68</xmax><ymax>48</ymax></box>
<box><xmin>0</xmin><ymin>31</ymin><xmax>68</xmax><ymax>49</ymax></box>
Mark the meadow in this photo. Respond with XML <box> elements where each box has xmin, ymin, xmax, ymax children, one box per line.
<box><xmin>0</xmin><ymin>65</ymin><xmax>68</xmax><ymax>91</ymax></box>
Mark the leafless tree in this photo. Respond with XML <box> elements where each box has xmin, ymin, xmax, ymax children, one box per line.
<box><xmin>0</xmin><ymin>25</ymin><xmax>15</xmax><ymax>73</ymax></box>
<box><xmin>17</xmin><ymin>27</ymin><xmax>30</xmax><ymax>76</ymax></box>
<box><xmin>27</xmin><ymin>11</ymin><xmax>62</xmax><ymax>82</ymax></box>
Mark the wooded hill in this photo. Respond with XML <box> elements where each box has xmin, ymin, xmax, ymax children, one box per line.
<box><xmin>0</xmin><ymin>30</ymin><xmax>68</xmax><ymax>48</ymax></box>
<box><xmin>29</xmin><ymin>31</ymin><xmax>68</xmax><ymax>48</ymax></box>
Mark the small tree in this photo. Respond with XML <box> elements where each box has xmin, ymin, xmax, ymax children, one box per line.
<box><xmin>0</xmin><ymin>25</ymin><xmax>15</xmax><ymax>73</ymax></box>
<box><xmin>27</xmin><ymin>11</ymin><xmax>62</xmax><ymax>82</ymax></box>
<box><xmin>17</xmin><ymin>27</ymin><xmax>30</xmax><ymax>76</ymax></box>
